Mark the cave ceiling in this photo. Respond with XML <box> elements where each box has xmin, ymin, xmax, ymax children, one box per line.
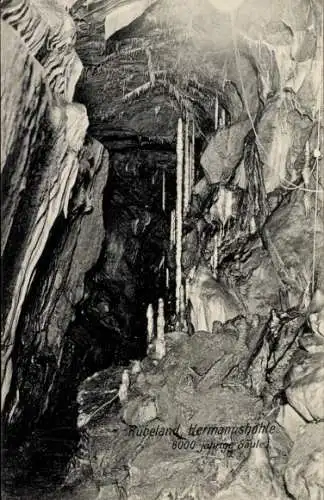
<box><xmin>72</xmin><ymin>0</ymin><xmax>309</xmax><ymax>147</ymax></box>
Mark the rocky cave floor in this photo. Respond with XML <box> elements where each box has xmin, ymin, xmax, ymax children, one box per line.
<box><xmin>4</xmin><ymin>311</ymin><xmax>324</xmax><ymax>500</ymax></box>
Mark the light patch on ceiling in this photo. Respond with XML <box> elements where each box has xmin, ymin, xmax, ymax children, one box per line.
<box><xmin>207</xmin><ymin>0</ymin><xmax>246</xmax><ymax>13</ymax></box>
<box><xmin>104</xmin><ymin>0</ymin><xmax>156</xmax><ymax>40</ymax></box>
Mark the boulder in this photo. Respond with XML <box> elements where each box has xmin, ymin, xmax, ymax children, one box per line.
<box><xmin>187</xmin><ymin>264</ymin><xmax>243</xmax><ymax>332</ymax></box>
<box><xmin>286</xmin><ymin>352</ymin><xmax>324</xmax><ymax>421</ymax></box>
<box><xmin>200</xmin><ymin>120</ymin><xmax>251</xmax><ymax>184</ymax></box>
<box><xmin>123</xmin><ymin>397</ymin><xmax>158</xmax><ymax>426</ymax></box>
<box><xmin>285</xmin><ymin>422</ymin><xmax>324</xmax><ymax>500</ymax></box>
<box><xmin>276</xmin><ymin>404</ymin><xmax>306</xmax><ymax>442</ymax></box>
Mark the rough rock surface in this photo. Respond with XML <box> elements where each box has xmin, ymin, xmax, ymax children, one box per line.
<box><xmin>201</xmin><ymin>120</ymin><xmax>251</xmax><ymax>185</ymax></box>
<box><xmin>1</xmin><ymin>2</ymin><xmax>109</xmax><ymax>429</ymax></box>
<box><xmin>285</xmin><ymin>351</ymin><xmax>324</xmax><ymax>422</ymax></box>
<box><xmin>284</xmin><ymin>423</ymin><xmax>324</xmax><ymax>500</ymax></box>
<box><xmin>66</xmin><ymin>319</ymin><xmax>268</xmax><ymax>499</ymax></box>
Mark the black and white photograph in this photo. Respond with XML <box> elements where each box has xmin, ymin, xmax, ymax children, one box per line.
<box><xmin>1</xmin><ymin>0</ymin><xmax>323</xmax><ymax>498</ymax></box>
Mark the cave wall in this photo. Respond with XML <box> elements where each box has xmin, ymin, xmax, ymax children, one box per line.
<box><xmin>1</xmin><ymin>1</ymin><xmax>109</xmax><ymax>427</ymax></box>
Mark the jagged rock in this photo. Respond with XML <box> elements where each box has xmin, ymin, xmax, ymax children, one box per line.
<box><xmin>97</xmin><ymin>484</ymin><xmax>121</xmax><ymax>499</ymax></box>
<box><xmin>299</xmin><ymin>331</ymin><xmax>324</xmax><ymax>354</ymax></box>
<box><xmin>236</xmin><ymin>190</ymin><xmax>324</xmax><ymax>317</ymax></box>
<box><xmin>207</xmin><ymin>187</ymin><xmax>241</xmax><ymax>227</ymax></box>
<box><xmin>213</xmin><ymin>443</ymin><xmax>287</xmax><ymax>500</ymax></box>
<box><xmin>276</xmin><ymin>404</ymin><xmax>306</xmax><ymax>442</ymax></box>
<box><xmin>284</xmin><ymin>422</ymin><xmax>324</xmax><ymax>500</ymax></box>
<box><xmin>123</xmin><ymin>396</ymin><xmax>157</xmax><ymax>426</ymax></box>
<box><xmin>187</xmin><ymin>264</ymin><xmax>243</xmax><ymax>331</ymax></box>
<box><xmin>201</xmin><ymin>121</ymin><xmax>251</xmax><ymax>184</ymax></box>
<box><xmin>256</xmin><ymin>97</ymin><xmax>312</xmax><ymax>193</ymax></box>
<box><xmin>285</xmin><ymin>351</ymin><xmax>324</xmax><ymax>422</ymax></box>
<box><xmin>309</xmin><ymin>287</ymin><xmax>324</xmax><ymax>338</ymax></box>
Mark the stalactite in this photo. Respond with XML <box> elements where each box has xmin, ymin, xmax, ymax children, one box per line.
<box><xmin>191</xmin><ymin>119</ymin><xmax>195</xmax><ymax>189</ymax></box>
<box><xmin>214</xmin><ymin>94</ymin><xmax>219</xmax><ymax>131</ymax></box>
<box><xmin>183</xmin><ymin>117</ymin><xmax>190</xmax><ymax>215</ymax></box>
<box><xmin>162</xmin><ymin>168</ymin><xmax>166</xmax><ymax>211</ymax></box>
<box><xmin>217</xmin><ymin>188</ymin><xmax>234</xmax><ymax>227</ymax></box>
<box><xmin>180</xmin><ymin>284</ymin><xmax>186</xmax><ymax>328</ymax></box>
<box><xmin>189</xmin><ymin>142</ymin><xmax>192</xmax><ymax>198</ymax></box>
<box><xmin>302</xmin><ymin>141</ymin><xmax>311</xmax><ymax>187</ymax></box>
<box><xmin>250</xmin><ymin>216</ymin><xmax>257</xmax><ymax>234</ymax></box>
<box><xmin>211</xmin><ymin>232</ymin><xmax>218</xmax><ymax>277</ymax></box>
<box><xmin>175</xmin><ymin>117</ymin><xmax>184</xmax><ymax>320</ymax></box>
<box><xmin>166</xmin><ymin>267</ymin><xmax>170</xmax><ymax>289</ymax></box>
<box><xmin>146</xmin><ymin>303</ymin><xmax>154</xmax><ymax>344</ymax></box>
<box><xmin>302</xmin><ymin>141</ymin><xmax>311</xmax><ymax>216</ymax></box>
<box><xmin>219</xmin><ymin>107</ymin><xmax>226</xmax><ymax>128</ymax></box>
<box><xmin>170</xmin><ymin>209</ymin><xmax>176</xmax><ymax>249</ymax></box>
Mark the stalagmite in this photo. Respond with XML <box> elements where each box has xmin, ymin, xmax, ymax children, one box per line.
<box><xmin>183</xmin><ymin>117</ymin><xmax>190</xmax><ymax>215</ymax></box>
<box><xmin>146</xmin><ymin>303</ymin><xmax>154</xmax><ymax>344</ymax></box>
<box><xmin>118</xmin><ymin>369</ymin><xmax>130</xmax><ymax>403</ymax></box>
<box><xmin>157</xmin><ymin>298</ymin><xmax>165</xmax><ymax>340</ymax></box>
<box><xmin>175</xmin><ymin>117</ymin><xmax>184</xmax><ymax>320</ymax></box>
<box><xmin>131</xmin><ymin>360</ymin><xmax>141</xmax><ymax>375</ymax></box>
<box><xmin>151</xmin><ymin>298</ymin><xmax>166</xmax><ymax>360</ymax></box>
<box><xmin>153</xmin><ymin>336</ymin><xmax>166</xmax><ymax>360</ymax></box>
<box><xmin>162</xmin><ymin>168</ymin><xmax>166</xmax><ymax>211</ymax></box>
<box><xmin>214</xmin><ymin>94</ymin><xmax>219</xmax><ymax>131</ymax></box>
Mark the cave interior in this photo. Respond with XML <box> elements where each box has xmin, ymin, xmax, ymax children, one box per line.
<box><xmin>1</xmin><ymin>0</ymin><xmax>324</xmax><ymax>499</ymax></box>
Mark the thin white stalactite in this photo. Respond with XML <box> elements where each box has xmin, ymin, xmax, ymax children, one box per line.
<box><xmin>215</xmin><ymin>94</ymin><xmax>219</xmax><ymax>131</ymax></box>
<box><xmin>170</xmin><ymin>209</ymin><xmax>176</xmax><ymax>248</ymax></box>
<box><xmin>176</xmin><ymin>117</ymin><xmax>184</xmax><ymax>319</ymax></box>
<box><xmin>183</xmin><ymin>117</ymin><xmax>190</xmax><ymax>215</ymax></box>
<box><xmin>188</xmin><ymin>141</ymin><xmax>192</xmax><ymax>201</ymax></box>
<box><xmin>180</xmin><ymin>284</ymin><xmax>186</xmax><ymax>328</ymax></box>
<box><xmin>166</xmin><ymin>267</ymin><xmax>169</xmax><ymax>289</ymax></box>
<box><xmin>220</xmin><ymin>107</ymin><xmax>226</xmax><ymax>128</ymax></box>
<box><xmin>211</xmin><ymin>232</ymin><xmax>218</xmax><ymax>277</ymax></box>
<box><xmin>162</xmin><ymin>169</ymin><xmax>166</xmax><ymax>211</ymax></box>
